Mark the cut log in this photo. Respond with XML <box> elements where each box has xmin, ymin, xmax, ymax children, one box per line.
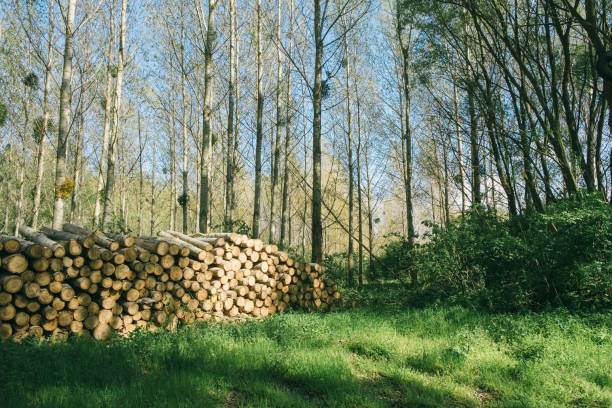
<box><xmin>0</xmin><ymin>322</ymin><xmax>12</xmax><ymax>339</ymax></box>
<box><xmin>20</xmin><ymin>226</ymin><xmax>66</xmax><ymax>258</ymax></box>
<box><xmin>159</xmin><ymin>232</ymin><xmax>209</xmax><ymax>261</ymax></box>
<box><xmin>0</xmin><ymin>235</ymin><xmax>21</xmax><ymax>253</ymax></box>
<box><xmin>1</xmin><ymin>254</ymin><xmax>28</xmax><ymax>274</ymax></box>
<box><xmin>107</xmin><ymin>233</ymin><xmax>135</xmax><ymax>247</ymax></box>
<box><xmin>133</xmin><ymin>238</ymin><xmax>169</xmax><ymax>256</ymax></box>
<box><xmin>0</xmin><ymin>304</ymin><xmax>16</xmax><ymax>320</ymax></box>
<box><xmin>0</xmin><ymin>275</ymin><xmax>23</xmax><ymax>293</ymax></box>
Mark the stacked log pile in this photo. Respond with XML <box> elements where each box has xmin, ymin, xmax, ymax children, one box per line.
<box><xmin>0</xmin><ymin>225</ymin><xmax>341</xmax><ymax>341</ymax></box>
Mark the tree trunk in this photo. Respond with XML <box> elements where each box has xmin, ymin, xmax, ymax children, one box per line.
<box><xmin>396</xmin><ymin>10</ymin><xmax>415</xmax><ymax>283</ymax></box>
<box><xmin>453</xmin><ymin>79</ymin><xmax>466</xmax><ymax>214</ymax></box>
<box><xmin>356</xmin><ymin>94</ymin><xmax>363</xmax><ymax>287</ymax></box>
<box><xmin>16</xmin><ymin>67</ymin><xmax>30</xmax><ymax>235</ymax></box>
<box><xmin>311</xmin><ymin>0</ymin><xmax>323</xmax><ymax>263</ymax></box>
<box><xmin>301</xmin><ymin>98</ymin><xmax>308</xmax><ymax>258</ymax></box>
<box><xmin>101</xmin><ymin>0</ymin><xmax>128</xmax><ymax>232</ymax></box>
<box><xmin>180</xmin><ymin>5</ymin><xmax>189</xmax><ymax>234</ymax></box>
<box><xmin>224</xmin><ymin>0</ymin><xmax>236</xmax><ymax>232</ymax></box>
<box><xmin>52</xmin><ymin>0</ymin><xmax>76</xmax><ymax>230</ymax></box>
<box><xmin>232</xmin><ymin>20</ymin><xmax>240</xmax><ymax>221</ymax></box>
<box><xmin>467</xmin><ymin>78</ymin><xmax>481</xmax><ymax>206</ymax></box>
<box><xmin>32</xmin><ymin>0</ymin><xmax>54</xmax><ymax>229</ymax></box>
<box><xmin>170</xmin><ymin>100</ymin><xmax>177</xmax><ymax>231</ymax></box>
<box><xmin>364</xmin><ymin>137</ymin><xmax>373</xmax><ymax>288</ymax></box>
<box><xmin>343</xmin><ymin>28</ymin><xmax>354</xmax><ymax>286</ymax></box>
<box><xmin>94</xmin><ymin>6</ymin><xmax>114</xmax><ymax>227</ymax></box>
<box><xmin>137</xmin><ymin>109</ymin><xmax>144</xmax><ymax>236</ymax></box>
<box><xmin>280</xmin><ymin>0</ymin><xmax>294</xmax><ymax>247</ymax></box>
<box><xmin>199</xmin><ymin>0</ymin><xmax>216</xmax><ymax>233</ymax></box>
<box><xmin>269</xmin><ymin>0</ymin><xmax>283</xmax><ymax>243</ymax></box>
<box><xmin>252</xmin><ymin>0</ymin><xmax>263</xmax><ymax>238</ymax></box>
<box><xmin>443</xmin><ymin>135</ymin><xmax>450</xmax><ymax>226</ymax></box>
<box><xmin>150</xmin><ymin>151</ymin><xmax>155</xmax><ymax>235</ymax></box>
<box><xmin>69</xmin><ymin>110</ymin><xmax>84</xmax><ymax>223</ymax></box>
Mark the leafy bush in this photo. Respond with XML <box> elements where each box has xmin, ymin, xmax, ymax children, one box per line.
<box><xmin>375</xmin><ymin>191</ymin><xmax>611</xmax><ymax>311</ymax></box>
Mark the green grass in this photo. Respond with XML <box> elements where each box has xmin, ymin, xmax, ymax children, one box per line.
<box><xmin>1</xmin><ymin>304</ymin><xmax>611</xmax><ymax>407</ymax></box>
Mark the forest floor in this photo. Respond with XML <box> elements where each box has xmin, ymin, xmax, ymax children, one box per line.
<box><xmin>1</xmin><ymin>291</ymin><xmax>611</xmax><ymax>407</ymax></box>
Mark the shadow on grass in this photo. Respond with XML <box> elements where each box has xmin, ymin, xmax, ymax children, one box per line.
<box><xmin>0</xmin><ymin>328</ymin><xmax>474</xmax><ymax>408</ymax></box>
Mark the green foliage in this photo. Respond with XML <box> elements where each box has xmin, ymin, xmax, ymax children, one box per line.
<box><xmin>0</xmin><ymin>102</ymin><xmax>7</xmax><ymax>126</ymax></box>
<box><xmin>211</xmin><ymin>218</ymin><xmax>250</xmax><ymax>235</ymax></box>
<box><xmin>177</xmin><ymin>193</ymin><xmax>189</xmax><ymax>207</ymax></box>
<box><xmin>369</xmin><ymin>233</ymin><xmax>412</xmax><ymax>281</ymax></box>
<box><xmin>22</xmin><ymin>72</ymin><xmax>39</xmax><ymax>89</ymax></box>
<box><xmin>107</xmin><ymin>212</ymin><xmax>132</xmax><ymax>235</ymax></box>
<box><xmin>376</xmin><ymin>192</ymin><xmax>612</xmax><ymax>311</ymax></box>
<box><xmin>32</xmin><ymin>116</ymin><xmax>56</xmax><ymax>143</ymax></box>
<box><xmin>0</xmin><ymin>304</ymin><xmax>610</xmax><ymax>407</ymax></box>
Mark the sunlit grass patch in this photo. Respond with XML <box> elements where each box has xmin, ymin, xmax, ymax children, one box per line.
<box><xmin>0</xmin><ymin>305</ymin><xmax>610</xmax><ymax>407</ymax></box>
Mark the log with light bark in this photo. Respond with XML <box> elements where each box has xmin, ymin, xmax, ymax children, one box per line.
<box><xmin>39</xmin><ymin>227</ymin><xmax>95</xmax><ymax>250</ymax></box>
<box><xmin>20</xmin><ymin>226</ymin><xmax>66</xmax><ymax>258</ymax></box>
<box><xmin>63</xmin><ymin>224</ymin><xmax>120</xmax><ymax>251</ymax></box>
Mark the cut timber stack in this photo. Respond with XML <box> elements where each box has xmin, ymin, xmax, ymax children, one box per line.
<box><xmin>0</xmin><ymin>225</ymin><xmax>341</xmax><ymax>341</ymax></box>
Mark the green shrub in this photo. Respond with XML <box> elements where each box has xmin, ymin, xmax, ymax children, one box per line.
<box><xmin>374</xmin><ymin>191</ymin><xmax>612</xmax><ymax>311</ymax></box>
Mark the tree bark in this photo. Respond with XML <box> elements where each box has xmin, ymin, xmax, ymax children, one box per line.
<box><xmin>280</xmin><ymin>0</ymin><xmax>294</xmax><ymax>247</ymax></box>
<box><xmin>16</xmin><ymin>57</ymin><xmax>31</xmax><ymax>236</ymax></box>
<box><xmin>102</xmin><ymin>0</ymin><xmax>128</xmax><ymax>232</ymax></box>
<box><xmin>169</xmin><ymin>100</ymin><xmax>177</xmax><ymax>231</ymax></box>
<box><xmin>199</xmin><ymin>0</ymin><xmax>216</xmax><ymax>233</ymax></box>
<box><xmin>311</xmin><ymin>0</ymin><xmax>323</xmax><ymax>263</ymax></box>
<box><xmin>396</xmin><ymin>6</ymin><xmax>415</xmax><ymax>283</ymax></box>
<box><xmin>94</xmin><ymin>5</ymin><xmax>114</xmax><ymax>227</ymax></box>
<box><xmin>32</xmin><ymin>0</ymin><xmax>54</xmax><ymax>229</ymax></box>
<box><xmin>52</xmin><ymin>0</ymin><xmax>76</xmax><ymax>230</ymax></box>
<box><xmin>150</xmin><ymin>151</ymin><xmax>155</xmax><ymax>235</ymax></box>
<box><xmin>252</xmin><ymin>0</ymin><xmax>263</xmax><ymax>238</ymax></box>
<box><xmin>467</xmin><ymin>78</ymin><xmax>481</xmax><ymax>206</ymax></box>
<box><xmin>453</xmin><ymin>77</ymin><xmax>466</xmax><ymax>213</ymax></box>
<box><xmin>269</xmin><ymin>0</ymin><xmax>283</xmax><ymax>243</ymax></box>
<box><xmin>343</xmin><ymin>27</ymin><xmax>354</xmax><ymax>286</ymax></box>
<box><xmin>137</xmin><ymin>109</ymin><xmax>143</xmax><ymax>236</ymax></box>
<box><xmin>356</xmin><ymin>92</ymin><xmax>363</xmax><ymax>286</ymax></box>
<box><xmin>180</xmin><ymin>5</ymin><xmax>189</xmax><ymax>234</ymax></box>
<box><xmin>69</xmin><ymin>110</ymin><xmax>84</xmax><ymax>223</ymax></box>
<box><xmin>224</xmin><ymin>0</ymin><xmax>236</xmax><ymax>232</ymax></box>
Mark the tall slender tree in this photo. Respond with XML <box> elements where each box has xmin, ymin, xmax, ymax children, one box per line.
<box><xmin>252</xmin><ymin>0</ymin><xmax>263</xmax><ymax>238</ymax></box>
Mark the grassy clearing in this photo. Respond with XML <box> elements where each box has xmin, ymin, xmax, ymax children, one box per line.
<box><xmin>1</xmin><ymin>303</ymin><xmax>610</xmax><ymax>407</ymax></box>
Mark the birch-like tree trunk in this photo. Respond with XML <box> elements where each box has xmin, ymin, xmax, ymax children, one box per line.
<box><xmin>169</xmin><ymin>100</ymin><xmax>177</xmax><ymax>231</ymax></box>
<box><xmin>396</xmin><ymin>4</ymin><xmax>415</xmax><ymax>283</ymax></box>
<box><xmin>343</xmin><ymin>26</ymin><xmax>354</xmax><ymax>286</ymax></box>
<box><xmin>311</xmin><ymin>0</ymin><xmax>323</xmax><ymax>263</ymax></box>
<box><xmin>102</xmin><ymin>0</ymin><xmax>128</xmax><ymax>231</ymax></box>
<box><xmin>94</xmin><ymin>4</ymin><xmax>114</xmax><ymax>227</ymax></box>
<box><xmin>180</xmin><ymin>4</ymin><xmax>189</xmax><ymax>234</ymax></box>
<box><xmin>280</xmin><ymin>0</ymin><xmax>294</xmax><ymax>247</ymax></box>
<box><xmin>138</xmin><ymin>109</ymin><xmax>143</xmax><ymax>235</ymax></box>
<box><xmin>467</xmin><ymin>77</ymin><xmax>481</xmax><ymax>206</ymax></box>
<box><xmin>150</xmin><ymin>150</ymin><xmax>155</xmax><ymax>235</ymax></box>
<box><xmin>52</xmin><ymin>0</ymin><xmax>77</xmax><ymax>229</ymax></box>
<box><xmin>224</xmin><ymin>0</ymin><xmax>236</xmax><ymax>231</ymax></box>
<box><xmin>252</xmin><ymin>0</ymin><xmax>263</xmax><ymax>238</ymax></box>
<box><xmin>198</xmin><ymin>0</ymin><xmax>216</xmax><ymax>233</ymax></box>
<box><xmin>453</xmin><ymin>78</ymin><xmax>466</xmax><ymax>213</ymax></box>
<box><xmin>232</xmin><ymin>17</ymin><xmax>240</xmax><ymax>223</ymax></box>
<box><xmin>69</xmin><ymin>110</ymin><xmax>84</xmax><ymax>223</ymax></box>
<box><xmin>356</xmin><ymin>91</ymin><xmax>363</xmax><ymax>286</ymax></box>
<box><xmin>32</xmin><ymin>0</ymin><xmax>54</xmax><ymax>229</ymax></box>
<box><xmin>269</xmin><ymin>0</ymin><xmax>283</xmax><ymax>243</ymax></box>
<box><xmin>15</xmin><ymin>80</ymin><xmax>29</xmax><ymax>235</ymax></box>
